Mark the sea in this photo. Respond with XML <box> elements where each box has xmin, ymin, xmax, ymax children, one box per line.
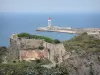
<box><xmin>0</xmin><ymin>12</ymin><xmax>100</xmax><ymax>46</ymax></box>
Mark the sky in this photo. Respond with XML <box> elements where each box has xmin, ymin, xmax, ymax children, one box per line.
<box><xmin>0</xmin><ymin>0</ymin><xmax>100</xmax><ymax>13</ymax></box>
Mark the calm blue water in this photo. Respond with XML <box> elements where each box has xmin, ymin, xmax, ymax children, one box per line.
<box><xmin>0</xmin><ymin>12</ymin><xmax>100</xmax><ymax>46</ymax></box>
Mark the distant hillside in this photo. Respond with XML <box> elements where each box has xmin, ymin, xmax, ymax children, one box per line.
<box><xmin>63</xmin><ymin>32</ymin><xmax>100</xmax><ymax>52</ymax></box>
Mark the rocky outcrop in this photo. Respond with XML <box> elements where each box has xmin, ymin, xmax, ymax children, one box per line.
<box><xmin>43</xmin><ymin>42</ymin><xmax>66</xmax><ymax>64</ymax></box>
<box><xmin>9</xmin><ymin>34</ymin><xmax>100</xmax><ymax>75</ymax></box>
<box><xmin>9</xmin><ymin>36</ymin><xmax>66</xmax><ymax>64</ymax></box>
<box><xmin>61</xmin><ymin>50</ymin><xmax>100</xmax><ymax>75</ymax></box>
<box><xmin>91</xmin><ymin>34</ymin><xmax>100</xmax><ymax>40</ymax></box>
<box><xmin>9</xmin><ymin>38</ymin><xmax>20</xmax><ymax>61</ymax></box>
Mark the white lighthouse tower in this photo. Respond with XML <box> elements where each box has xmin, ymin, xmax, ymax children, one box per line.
<box><xmin>48</xmin><ymin>17</ymin><xmax>51</xmax><ymax>27</ymax></box>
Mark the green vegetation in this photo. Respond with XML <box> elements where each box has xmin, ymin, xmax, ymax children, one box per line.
<box><xmin>2</xmin><ymin>32</ymin><xmax>100</xmax><ymax>75</ymax></box>
<box><xmin>18</xmin><ymin>33</ymin><xmax>60</xmax><ymax>44</ymax></box>
<box><xmin>0</xmin><ymin>46</ymin><xmax>8</xmax><ymax>63</ymax></box>
<box><xmin>0</xmin><ymin>63</ymin><xmax>46</xmax><ymax>75</ymax></box>
<box><xmin>17</xmin><ymin>33</ymin><xmax>31</xmax><ymax>38</ymax></box>
<box><xmin>38</xmin><ymin>45</ymin><xmax>44</xmax><ymax>50</ymax></box>
<box><xmin>63</xmin><ymin>32</ymin><xmax>100</xmax><ymax>52</ymax></box>
<box><xmin>0</xmin><ymin>61</ymin><xmax>69</xmax><ymax>75</ymax></box>
<box><xmin>54</xmin><ymin>39</ymin><xmax>61</xmax><ymax>44</ymax></box>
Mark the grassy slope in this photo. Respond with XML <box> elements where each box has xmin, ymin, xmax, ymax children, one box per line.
<box><xmin>17</xmin><ymin>33</ymin><xmax>60</xmax><ymax>44</ymax></box>
<box><xmin>63</xmin><ymin>32</ymin><xmax>100</xmax><ymax>52</ymax></box>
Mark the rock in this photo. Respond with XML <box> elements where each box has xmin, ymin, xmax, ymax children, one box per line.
<box><xmin>61</xmin><ymin>50</ymin><xmax>100</xmax><ymax>75</ymax></box>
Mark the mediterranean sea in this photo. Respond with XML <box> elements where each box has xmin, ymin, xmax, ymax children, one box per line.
<box><xmin>0</xmin><ymin>12</ymin><xmax>100</xmax><ymax>46</ymax></box>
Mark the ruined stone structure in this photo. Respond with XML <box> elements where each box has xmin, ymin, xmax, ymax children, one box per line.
<box><xmin>9</xmin><ymin>34</ymin><xmax>66</xmax><ymax>64</ymax></box>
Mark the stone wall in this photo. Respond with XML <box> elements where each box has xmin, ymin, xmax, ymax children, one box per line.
<box><xmin>20</xmin><ymin>39</ymin><xmax>43</xmax><ymax>49</ymax></box>
<box><xmin>10</xmin><ymin>37</ymin><xmax>66</xmax><ymax>64</ymax></box>
<box><xmin>10</xmin><ymin>38</ymin><xmax>44</xmax><ymax>61</ymax></box>
<box><xmin>19</xmin><ymin>49</ymin><xmax>48</xmax><ymax>61</ymax></box>
<box><xmin>43</xmin><ymin>42</ymin><xmax>66</xmax><ymax>64</ymax></box>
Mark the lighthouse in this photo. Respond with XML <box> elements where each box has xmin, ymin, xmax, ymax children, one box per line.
<box><xmin>48</xmin><ymin>17</ymin><xmax>51</xmax><ymax>27</ymax></box>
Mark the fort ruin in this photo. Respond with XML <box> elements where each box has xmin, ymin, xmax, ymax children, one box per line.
<box><xmin>9</xmin><ymin>34</ymin><xmax>66</xmax><ymax>64</ymax></box>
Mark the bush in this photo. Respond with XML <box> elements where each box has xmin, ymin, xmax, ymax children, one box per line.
<box><xmin>36</xmin><ymin>59</ymin><xmax>41</xmax><ymax>63</ymax></box>
<box><xmin>38</xmin><ymin>45</ymin><xmax>44</xmax><ymax>50</ymax></box>
<box><xmin>0</xmin><ymin>63</ymin><xmax>69</xmax><ymax>75</ymax></box>
<box><xmin>17</xmin><ymin>33</ymin><xmax>31</xmax><ymax>38</ymax></box>
<box><xmin>54</xmin><ymin>39</ymin><xmax>61</xmax><ymax>44</ymax></box>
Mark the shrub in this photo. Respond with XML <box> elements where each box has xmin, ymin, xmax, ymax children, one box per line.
<box><xmin>36</xmin><ymin>59</ymin><xmax>41</xmax><ymax>63</ymax></box>
<box><xmin>0</xmin><ymin>63</ymin><xmax>70</xmax><ymax>75</ymax></box>
<box><xmin>54</xmin><ymin>39</ymin><xmax>61</xmax><ymax>44</ymax></box>
<box><xmin>38</xmin><ymin>45</ymin><xmax>44</xmax><ymax>50</ymax></box>
<box><xmin>17</xmin><ymin>33</ymin><xmax>31</xmax><ymax>38</ymax></box>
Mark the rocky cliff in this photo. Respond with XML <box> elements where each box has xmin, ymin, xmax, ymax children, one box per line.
<box><xmin>62</xmin><ymin>33</ymin><xmax>100</xmax><ymax>75</ymax></box>
<box><xmin>9</xmin><ymin>34</ymin><xmax>66</xmax><ymax>64</ymax></box>
<box><xmin>9</xmin><ymin>33</ymin><xmax>100</xmax><ymax>75</ymax></box>
<box><xmin>60</xmin><ymin>50</ymin><xmax>100</xmax><ymax>75</ymax></box>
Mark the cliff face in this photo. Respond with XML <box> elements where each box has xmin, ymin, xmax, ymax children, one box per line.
<box><xmin>43</xmin><ymin>42</ymin><xmax>66</xmax><ymax>64</ymax></box>
<box><xmin>9</xmin><ymin>36</ymin><xmax>66</xmax><ymax>64</ymax></box>
<box><xmin>61</xmin><ymin>50</ymin><xmax>100</xmax><ymax>75</ymax></box>
<box><xmin>20</xmin><ymin>39</ymin><xmax>43</xmax><ymax>49</ymax></box>
<box><xmin>9</xmin><ymin>33</ymin><xmax>100</xmax><ymax>75</ymax></box>
<box><xmin>9</xmin><ymin>39</ymin><xmax>20</xmax><ymax>61</ymax></box>
<box><xmin>62</xmin><ymin>33</ymin><xmax>100</xmax><ymax>75</ymax></box>
<box><xmin>10</xmin><ymin>38</ymin><xmax>44</xmax><ymax>61</ymax></box>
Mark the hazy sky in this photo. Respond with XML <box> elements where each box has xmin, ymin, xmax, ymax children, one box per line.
<box><xmin>0</xmin><ymin>0</ymin><xmax>100</xmax><ymax>13</ymax></box>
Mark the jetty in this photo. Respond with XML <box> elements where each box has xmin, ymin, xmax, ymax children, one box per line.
<box><xmin>36</xmin><ymin>17</ymin><xmax>100</xmax><ymax>35</ymax></box>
